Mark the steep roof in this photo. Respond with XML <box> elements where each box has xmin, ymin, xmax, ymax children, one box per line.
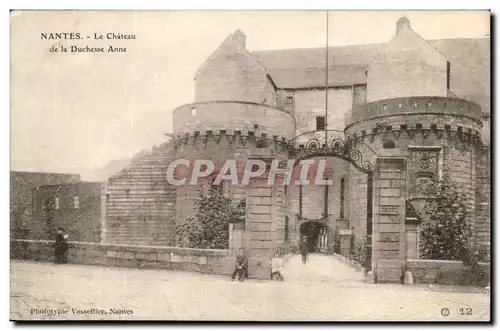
<box><xmin>251</xmin><ymin>38</ymin><xmax>490</xmax><ymax>112</ymax></box>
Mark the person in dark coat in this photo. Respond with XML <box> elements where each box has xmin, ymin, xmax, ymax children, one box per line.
<box><xmin>299</xmin><ymin>236</ymin><xmax>309</xmax><ymax>264</ymax></box>
<box><xmin>54</xmin><ymin>228</ymin><xmax>69</xmax><ymax>264</ymax></box>
<box><xmin>230</xmin><ymin>248</ymin><xmax>248</xmax><ymax>282</ymax></box>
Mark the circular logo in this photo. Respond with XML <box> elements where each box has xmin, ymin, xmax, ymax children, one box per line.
<box><xmin>441</xmin><ymin>308</ymin><xmax>450</xmax><ymax>316</ymax></box>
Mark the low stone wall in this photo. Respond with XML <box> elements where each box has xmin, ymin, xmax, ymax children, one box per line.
<box><xmin>406</xmin><ymin>259</ymin><xmax>490</xmax><ymax>286</ymax></box>
<box><xmin>10</xmin><ymin>239</ymin><xmax>295</xmax><ymax>280</ymax></box>
<box><xmin>10</xmin><ymin>239</ymin><xmax>233</xmax><ymax>275</ymax></box>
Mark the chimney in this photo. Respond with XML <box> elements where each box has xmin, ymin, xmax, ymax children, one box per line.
<box><xmin>232</xmin><ymin>30</ymin><xmax>246</xmax><ymax>48</ymax></box>
<box><xmin>396</xmin><ymin>16</ymin><xmax>411</xmax><ymax>34</ymax></box>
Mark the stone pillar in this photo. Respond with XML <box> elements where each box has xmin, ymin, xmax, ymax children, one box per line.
<box><xmin>373</xmin><ymin>158</ymin><xmax>406</xmax><ymax>283</ymax></box>
<box><xmin>244</xmin><ymin>153</ymin><xmax>285</xmax><ymax>279</ymax></box>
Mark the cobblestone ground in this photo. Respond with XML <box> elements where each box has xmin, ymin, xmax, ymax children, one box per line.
<box><xmin>10</xmin><ymin>254</ymin><xmax>490</xmax><ymax>321</ymax></box>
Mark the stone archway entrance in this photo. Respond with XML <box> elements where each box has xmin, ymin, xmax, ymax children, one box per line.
<box><xmin>300</xmin><ymin>221</ymin><xmax>328</xmax><ymax>253</ymax></box>
<box><xmin>286</xmin><ymin>132</ymin><xmax>374</xmax><ymax>271</ymax></box>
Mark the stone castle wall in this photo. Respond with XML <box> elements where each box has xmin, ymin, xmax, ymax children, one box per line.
<box><xmin>173</xmin><ymin>101</ymin><xmax>296</xmax><ymax>138</ymax></box>
<box><xmin>104</xmin><ymin>142</ymin><xmax>177</xmax><ymax>246</ymax></box>
<box><xmin>344</xmin><ymin>96</ymin><xmax>487</xmax><ymax>254</ymax></box>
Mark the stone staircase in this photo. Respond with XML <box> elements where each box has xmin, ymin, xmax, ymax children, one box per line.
<box><xmin>104</xmin><ymin>141</ymin><xmax>177</xmax><ymax>246</ymax></box>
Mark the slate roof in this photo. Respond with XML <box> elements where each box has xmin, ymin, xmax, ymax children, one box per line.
<box><xmin>251</xmin><ymin>38</ymin><xmax>490</xmax><ymax>112</ymax></box>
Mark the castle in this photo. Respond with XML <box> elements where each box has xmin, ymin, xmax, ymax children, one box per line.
<box><xmin>102</xmin><ymin>17</ymin><xmax>490</xmax><ymax>281</ymax></box>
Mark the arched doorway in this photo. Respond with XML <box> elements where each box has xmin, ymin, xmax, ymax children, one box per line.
<box><xmin>300</xmin><ymin>221</ymin><xmax>328</xmax><ymax>253</ymax></box>
<box><xmin>287</xmin><ymin>132</ymin><xmax>374</xmax><ymax>271</ymax></box>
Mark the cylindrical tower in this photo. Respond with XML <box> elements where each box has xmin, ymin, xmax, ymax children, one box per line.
<box><xmin>344</xmin><ymin>96</ymin><xmax>484</xmax><ymax>253</ymax></box>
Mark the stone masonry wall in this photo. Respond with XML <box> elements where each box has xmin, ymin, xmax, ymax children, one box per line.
<box><xmin>11</xmin><ymin>239</ymin><xmax>233</xmax><ymax>276</ymax></box>
<box><xmin>294</xmin><ymin>88</ymin><xmax>353</xmax><ymax>133</ymax></box>
<box><xmin>105</xmin><ymin>142</ymin><xmax>177</xmax><ymax>246</ymax></box>
<box><xmin>195</xmin><ymin>31</ymin><xmax>275</xmax><ymax>105</ymax></box>
<box><xmin>367</xmin><ymin>19</ymin><xmax>448</xmax><ymax>102</ymax></box>
<box><xmin>173</xmin><ymin>102</ymin><xmax>296</xmax><ymax>138</ymax></box>
<box><xmin>345</xmin><ymin>97</ymin><xmax>484</xmax><ymax>250</ymax></box>
<box><xmin>475</xmin><ymin>146</ymin><xmax>490</xmax><ymax>250</ymax></box>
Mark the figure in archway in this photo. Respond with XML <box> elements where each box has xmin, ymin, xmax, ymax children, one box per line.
<box><xmin>299</xmin><ymin>236</ymin><xmax>309</xmax><ymax>264</ymax></box>
<box><xmin>300</xmin><ymin>221</ymin><xmax>327</xmax><ymax>253</ymax></box>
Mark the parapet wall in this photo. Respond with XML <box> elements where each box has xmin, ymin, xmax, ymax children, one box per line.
<box><xmin>345</xmin><ymin>96</ymin><xmax>483</xmax><ymax>137</ymax></box>
<box><xmin>406</xmin><ymin>259</ymin><xmax>490</xmax><ymax>286</ymax></box>
<box><xmin>346</xmin><ymin>96</ymin><xmax>482</xmax><ymax>126</ymax></box>
<box><xmin>10</xmin><ymin>239</ymin><xmax>292</xmax><ymax>280</ymax></box>
<box><xmin>11</xmin><ymin>239</ymin><xmax>233</xmax><ymax>275</ymax></box>
<box><xmin>173</xmin><ymin>101</ymin><xmax>296</xmax><ymax>138</ymax></box>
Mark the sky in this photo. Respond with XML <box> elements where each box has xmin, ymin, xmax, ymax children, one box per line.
<box><xmin>10</xmin><ymin>10</ymin><xmax>490</xmax><ymax>178</ymax></box>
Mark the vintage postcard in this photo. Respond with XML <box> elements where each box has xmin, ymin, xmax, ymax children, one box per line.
<box><xmin>10</xmin><ymin>10</ymin><xmax>491</xmax><ymax>321</ymax></box>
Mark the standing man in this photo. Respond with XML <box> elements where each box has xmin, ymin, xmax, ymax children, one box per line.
<box><xmin>53</xmin><ymin>228</ymin><xmax>69</xmax><ymax>264</ymax></box>
<box><xmin>299</xmin><ymin>236</ymin><xmax>309</xmax><ymax>264</ymax></box>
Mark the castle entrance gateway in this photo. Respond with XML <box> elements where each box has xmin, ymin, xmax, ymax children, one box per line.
<box><xmin>299</xmin><ymin>220</ymin><xmax>328</xmax><ymax>253</ymax></box>
<box><xmin>287</xmin><ymin>132</ymin><xmax>374</xmax><ymax>272</ymax></box>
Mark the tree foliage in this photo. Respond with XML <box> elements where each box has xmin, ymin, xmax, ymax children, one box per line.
<box><xmin>175</xmin><ymin>187</ymin><xmax>245</xmax><ymax>249</ymax></box>
<box><xmin>419</xmin><ymin>176</ymin><xmax>473</xmax><ymax>261</ymax></box>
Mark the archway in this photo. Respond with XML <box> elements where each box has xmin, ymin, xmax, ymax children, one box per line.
<box><xmin>300</xmin><ymin>221</ymin><xmax>328</xmax><ymax>253</ymax></box>
<box><xmin>286</xmin><ymin>131</ymin><xmax>374</xmax><ymax>271</ymax></box>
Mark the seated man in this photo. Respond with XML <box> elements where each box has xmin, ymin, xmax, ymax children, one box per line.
<box><xmin>230</xmin><ymin>248</ymin><xmax>248</xmax><ymax>282</ymax></box>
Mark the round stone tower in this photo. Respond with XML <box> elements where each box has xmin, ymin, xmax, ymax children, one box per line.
<box><xmin>344</xmin><ymin>96</ymin><xmax>484</xmax><ymax>278</ymax></box>
<box><xmin>170</xmin><ymin>30</ymin><xmax>296</xmax><ymax>277</ymax></box>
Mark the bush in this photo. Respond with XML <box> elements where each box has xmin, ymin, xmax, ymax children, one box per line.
<box><xmin>418</xmin><ymin>176</ymin><xmax>490</xmax><ymax>285</ymax></box>
<box><xmin>459</xmin><ymin>265</ymin><xmax>489</xmax><ymax>286</ymax></box>
<box><xmin>419</xmin><ymin>176</ymin><xmax>472</xmax><ymax>261</ymax></box>
<box><xmin>176</xmin><ymin>187</ymin><xmax>245</xmax><ymax>249</ymax></box>
<box><xmin>353</xmin><ymin>237</ymin><xmax>368</xmax><ymax>266</ymax></box>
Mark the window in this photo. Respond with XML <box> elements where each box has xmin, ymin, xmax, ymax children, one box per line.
<box><xmin>74</xmin><ymin>196</ymin><xmax>80</xmax><ymax>209</ymax></box>
<box><xmin>54</xmin><ymin>197</ymin><xmax>60</xmax><ymax>210</ymax></box>
<box><xmin>285</xmin><ymin>96</ymin><xmax>294</xmax><ymax>104</ymax></box>
<box><xmin>284</xmin><ymin>216</ymin><xmax>289</xmax><ymax>241</ymax></box>
<box><xmin>191</xmin><ymin>107</ymin><xmax>196</xmax><ymax>116</ymax></box>
<box><xmin>340</xmin><ymin>178</ymin><xmax>345</xmax><ymax>218</ymax></box>
<box><xmin>382</xmin><ymin>139</ymin><xmax>396</xmax><ymax>149</ymax></box>
<box><xmin>446</xmin><ymin>61</ymin><xmax>451</xmax><ymax>90</ymax></box>
<box><xmin>316</xmin><ymin>116</ymin><xmax>326</xmax><ymax>130</ymax></box>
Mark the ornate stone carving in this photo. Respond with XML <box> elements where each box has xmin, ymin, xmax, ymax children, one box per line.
<box><xmin>409</xmin><ymin>148</ymin><xmax>441</xmax><ymax>197</ymax></box>
<box><xmin>411</xmin><ymin>150</ymin><xmax>438</xmax><ymax>172</ymax></box>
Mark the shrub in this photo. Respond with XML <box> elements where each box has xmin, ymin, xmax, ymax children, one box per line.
<box><xmin>353</xmin><ymin>237</ymin><xmax>368</xmax><ymax>266</ymax></box>
<box><xmin>419</xmin><ymin>176</ymin><xmax>472</xmax><ymax>261</ymax></box>
<box><xmin>176</xmin><ymin>187</ymin><xmax>245</xmax><ymax>249</ymax></box>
